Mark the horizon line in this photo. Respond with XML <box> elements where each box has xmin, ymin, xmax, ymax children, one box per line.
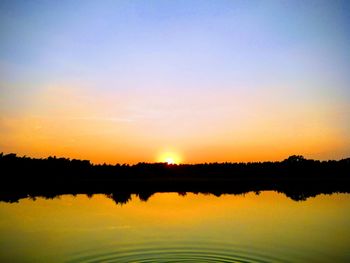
<box><xmin>1</xmin><ymin>152</ymin><xmax>349</xmax><ymax>166</ymax></box>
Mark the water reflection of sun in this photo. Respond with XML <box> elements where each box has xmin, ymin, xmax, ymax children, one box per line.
<box><xmin>158</xmin><ymin>152</ymin><xmax>181</xmax><ymax>164</ymax></box>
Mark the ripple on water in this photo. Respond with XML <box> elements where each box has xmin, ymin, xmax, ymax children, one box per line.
<box><xmin>67</xmin><ymin>241</ymin><xmax>292</xmax><ymax>263</ymax></box>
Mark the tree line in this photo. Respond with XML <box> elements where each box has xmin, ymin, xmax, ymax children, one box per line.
<box><xmin>0</xmin><ymin>153</ymin><xmax>349</xmax><ymax>204</ymax></box>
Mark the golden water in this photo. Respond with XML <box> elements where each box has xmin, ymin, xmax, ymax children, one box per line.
<box><xmin>0</xmin><ymin>191</ymin><xmax>349</xmax><ymax>262</ymax></box>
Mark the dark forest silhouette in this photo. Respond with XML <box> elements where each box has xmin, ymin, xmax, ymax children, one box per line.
<box><xmin>0</xmin><ymin>153</ymin><xmax>349</xmax><ymax>204</ymax></box>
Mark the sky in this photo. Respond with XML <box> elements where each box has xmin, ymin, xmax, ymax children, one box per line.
<box><xmin>1</xmin><ymin>0</ymin><xmax>349</xmax><ymax>164</ymax></box>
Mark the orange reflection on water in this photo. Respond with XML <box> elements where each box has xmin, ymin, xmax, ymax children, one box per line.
<box><xmin>0</xmin><ymin>192</ymin><xmax>349</xmax><ymax>262</ymax></box>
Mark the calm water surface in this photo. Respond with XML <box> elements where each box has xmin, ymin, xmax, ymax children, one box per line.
<box><xmin>0</xmin><ymin>191</ymin><xmax>349</xmax><ymax>262</ymax></box>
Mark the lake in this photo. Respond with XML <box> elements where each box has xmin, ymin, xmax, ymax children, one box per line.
<box><xmin>0</xmin><ymin>191</ymin><xmax>349</xmax><ymax>262</ymax></box>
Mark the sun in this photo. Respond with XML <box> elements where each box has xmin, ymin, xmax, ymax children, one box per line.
<box><xmin>165</xmin><ymin>157</ymin><xmax>176</xmax><ymax>165</ymax></box>
<box><xmin>158</xmin><ymin>152</ymin><xmax>181</xmax><ymax>164</ymax></box>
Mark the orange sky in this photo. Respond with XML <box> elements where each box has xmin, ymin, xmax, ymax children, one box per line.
<box><xmin>1</xmin><ymin>83</ymin><xmax>348</xmax><ymax>164</ymax></box>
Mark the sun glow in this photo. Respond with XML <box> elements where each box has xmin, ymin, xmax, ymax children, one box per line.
<box><xmin>165</xmin><ymin>157</ymin><xmax>175</xmax><ymax>165</ymax></box>
<box><xmin>158</xmin><ymin>152</ymin><xmax>181</xmax><ymax>164</ymax></box>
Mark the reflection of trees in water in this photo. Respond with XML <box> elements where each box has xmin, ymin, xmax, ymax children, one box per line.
<box><xmin>106</xmin><ymin>192</ymin><xmax>132</xmax><ymax>205</ymax></box>
<box><xmin>102</xmin><ymin>192</ymin><xmax>157</xmax><ymax>204</ymax></box>
<box><xmin>104</xmin><ymin>192</ymin><xmax>155</xmax><ymax>205</ymax></box>
<box><xmin>1</xmin><ymin>189</ymin><xmax>349</xmax><ymax>205</ymax></box>
<box><xmin>137</xmin><ymin>192</ymin><xmax>154</xmax><ymax>202</ymax></box>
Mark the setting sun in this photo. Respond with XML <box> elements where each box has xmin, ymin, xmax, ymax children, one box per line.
<box><xmin>165</xmin><ymin>157</ymin><xmax>175</xmax><ymax>165</ymax></box>
<box><xmin>158</xmin><ymin>152</ymin><xmax>181</xmax><ymax>164</ymax></box>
